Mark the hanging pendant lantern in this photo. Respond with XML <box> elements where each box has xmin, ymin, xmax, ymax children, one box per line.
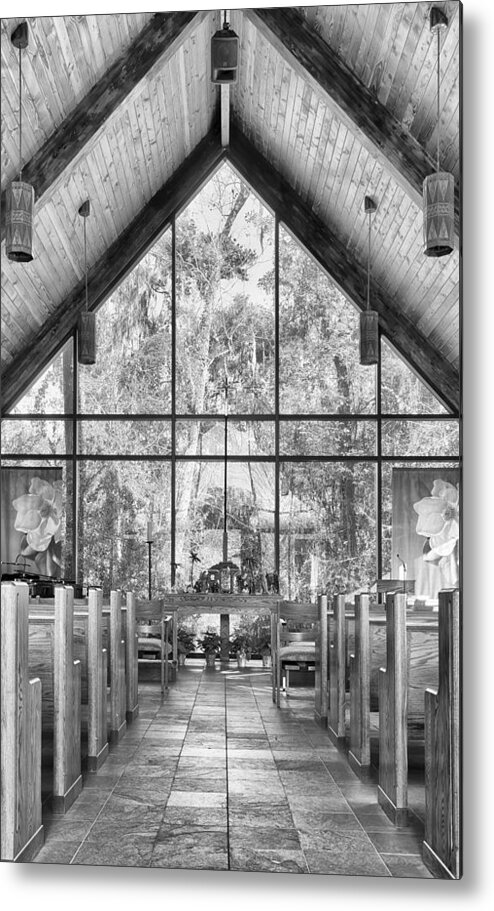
<box><xmin>211</xmin><ymin>12</ymin><xmax>238</xmax><ymax>84</ymax></box>
<box><xmin>77</xmin><ymin>200</ymin><xmax>96</xmax><ymax>365</ymax></box>
<box><xmin>78</xmin><ymin>311</ymin><xmax>96</xmax><ymax>365</ymax></box>
<box><xmin>423</xmin><ymin>8</ymin><xmax>455</xmax><ymax>257</ymax></box>
<box><xmin>360</xmin><ymin>196</ymin><xmax>379</xmax><ymax>366</ymax></box>
<box><xmin>6</xmin><ymin>22</ymin><xmax>34</xmax><ymax>263</ymax></box>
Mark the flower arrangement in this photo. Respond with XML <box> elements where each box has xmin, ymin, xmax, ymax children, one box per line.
<box><xmin>197</xmin><ymin>628</ymin><xmax>222</xmax><ymax>657</ymax></box>
<box><xmin>230</xmin><ymin>629</ymin><xmax>253</xmax><ymax>660</ymax></box>
<box><xmin>413</xmin><ymin>478</ymin><xmax>460</xmax><ymax>588</ymax></box>
<box><xmin>12</xmin><ymin>476</ymin><xmax>63</xmax><ymax>577</ymax></box>
<box><xmin>177</xmin><ymin>626</ymin><xmax>196</xmax><ymax>655</ymax></box>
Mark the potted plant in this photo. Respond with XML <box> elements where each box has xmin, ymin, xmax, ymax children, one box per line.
<box><xmin>177</xmin><ymin>626</ymin><xmax>196</xmax><ymax>666</ymax></box>
<box><xmin>230</xmin><ymin>629</ymin><xmax>253</xmax><ymax>668</ymax></box>
<box><xmin>256</xmin><ymin>632</ymin><xmax>272</xmax><ymax>667</ymax></box>
<box><xmin>197</xmin><ymin>628</ymin><xmax>222</xmax><ymax>667</ymax></box>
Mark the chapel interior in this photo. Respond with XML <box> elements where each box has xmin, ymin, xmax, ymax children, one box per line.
<box><xmin>0</xmin><ymin>4</ymin><xmax>461</xmax><ymax>879</ymax></box>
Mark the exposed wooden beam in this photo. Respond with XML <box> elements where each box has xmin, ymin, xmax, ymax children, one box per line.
<box><xmin>1</xmin><ymin>10</ymin><xmax>209</xmax><ymax>242</ymax></box>
<box><xmin>1</xmin><ymin>130</ymin><xmax>225</xmax><ymax>413</ymax></box>
<box><xmin>221</xmin><ymin>84</ymin><xmax>230</xmax><ymax>147</ymax></box>
<box><xmin>227</xmin><ymin>126</ymin><xmax>459</xmax><ymax>414</ymax></box>
<box><xmin>245</xmin><ymin>7</ymin><xmax>460</xmax><ymax>237</ymax></box>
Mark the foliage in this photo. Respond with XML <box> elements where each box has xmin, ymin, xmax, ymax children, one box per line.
<box><xmin>177</xmin><ymin>625</ymin><xmax>196</xmax><ymax>654</ymax></box>
<box><xmin>4</xmin><ymin>163</ymin><xmax>459</xmax><ymax>600</ymax></box>
<box><xmin>197</xmin><ymin>628</ymin><xmax>222</xmax><ymax>656</ymax></box>
<box><xmin>230</xmin><ymin>628</ymin><xmax>253</xmax><ymax>658</ymax></box>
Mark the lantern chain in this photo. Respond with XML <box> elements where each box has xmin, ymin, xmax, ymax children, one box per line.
<box><xmin>436</xmin><ymin>23</ymin><xmax>441</xmax><ymax>173</ymax></box>
<box><xmin>18</xmin><ymin>42</ymin><xmax>23</xmax><ymax>180</ymax></box>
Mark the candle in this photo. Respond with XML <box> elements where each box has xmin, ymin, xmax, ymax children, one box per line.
<box><xmin>147</xmin><ymin>521</ymin><xmax>153</xmax><ymax>541</ymax></box>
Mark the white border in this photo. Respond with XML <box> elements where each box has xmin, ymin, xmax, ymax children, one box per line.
<box><xmin>1</xmin><ymin>1</ymin><xmax>492</xmax><ymax>908</ymax></box>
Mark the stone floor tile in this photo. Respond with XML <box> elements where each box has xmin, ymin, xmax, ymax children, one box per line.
<box><xmin>304</xmin><ymin>849</ymin><xmax>392</xmax><ymax>877</ymax></box>
<box><xmin>167</xmin><ymin>790</ymin><xmax>226</xmax><ymax>808</ymax></box>
<box><xmin>33</xmin><ymin>841</ymin><xmax>81</xmax><ymax>864</ymax></box>
<box><xmin>71</xmin><ymin>835</ymin><xmax>155</xmax><ymax>867</ymax></box>
<box><xmin>383</xmin><ymin>854</ymin><xmax>434</xmax><ymax>878</ymax></box>
<box><xmin>229</xmin><ymin>825</ymin><xmax>302</xmax><ymax>851</ymax></box>
<box><xmin>367</xmin><ymin>829</ymin><xmax>424</xmax><ymax>855</ymax></box>
<box><xmin>229</xmin><ymin>847</ymin><xmax>308</xmax><ymax>874</ymax></box>
<box><xmin>290</xmin><ymin>810</ymin><xmax>364</xmax><ymax>835</ymax></box>
<box><xmin>160</xmin><ymin>806</ymin><xmax>228</xmax><ymax>828</ymax></box>
<box><xmin>150</xmin><ymin>845</ymin><xmax>228</xmax><ymax>870</ymax></box>
<box><xmin>228</xmin><ymin>805</ymin><xmax>295</xmax><ymax>829</ymax></box>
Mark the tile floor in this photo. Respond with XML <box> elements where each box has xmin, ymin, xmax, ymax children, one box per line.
<box><xmin>33</xmin><ymin>664</ymin><xmax>433</xmax><ymax>878</ymax></box>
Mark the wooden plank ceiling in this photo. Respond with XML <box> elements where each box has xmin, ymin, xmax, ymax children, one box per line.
<box><xmin>0</xmin><ymin>5</ymin><xmax>461</xmax><ymax>414</ymax></box>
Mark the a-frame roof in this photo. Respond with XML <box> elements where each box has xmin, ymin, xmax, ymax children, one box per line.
<box><xmin>0</xmin><ymin>4</ymin><xmax>461</xmax><ymax>414</ymax></box>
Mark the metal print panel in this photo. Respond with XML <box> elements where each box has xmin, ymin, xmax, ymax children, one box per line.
<box><xmin>0</xmin><ymin>0</ymin><xmax>461</xmax><ymax>888</ymax></box>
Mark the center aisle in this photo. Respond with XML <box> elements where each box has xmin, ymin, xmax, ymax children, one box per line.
<box><xmin>34</xmin><ymin>666</ymin><xmax>432</xmax><ymax>877</ymax></box>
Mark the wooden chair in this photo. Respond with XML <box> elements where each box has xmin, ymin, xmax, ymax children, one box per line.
<box><xmin>273</xmin><ymin>601</ymin><xmax>319</xmax><ymax>706</ymax></box>
<box><xmin>135</xmin><ymin>599</ymin><xmax>172</xmax><ymax>694</ymax></box>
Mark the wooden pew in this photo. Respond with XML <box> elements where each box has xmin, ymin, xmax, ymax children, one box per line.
<box><xmin>378</xmin><ymin>593</ymin><xmax>439</xmax><ymax>826</ymax></box>
<box><xmin>28</xmin><ymin>585</ymin><xmax>83</xmax><ymax>813</ymax></box>
<box><xmin>29</xmin><ymin>588</ymin><xmax>139</xmax><ymax>740</ymax></box>
<box><xmin>348</xmin><ymin>593</ymin><xmax>371</xmax><ymax>776</ymax></box>
<box><xmin>1</xmin><ymin>582</ymin><xmax>44</xmax><ymax>862</ymax></box>
<box><xmin>328</xmin><ymin>594</ymin><xmax>347</xmax><ymax>744</ymax></box>
<box><xmin>71</xmin><ymin>589</ymin><xmax>109</xmax><ymax>770</ymax></box>
<box><xmin>109</xmin><ymin>590</ymin><xmax>127</xmax><ymax>743</ymax></box>
<box><xmin>124</xmin><ymin>592</ymin><xmax>139</xmax><ymax>721</ymax></box>
<box><xmin>314</xmin><ymin>594</ymin><xmax>329</xmax><ymax>727</ymax></box>
<box><xmin>423</xmin><ymin>589</ymin><xmax>461</xmax><ymax>880</ymax></box>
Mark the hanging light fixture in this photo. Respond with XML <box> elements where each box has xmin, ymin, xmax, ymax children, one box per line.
<box><xmin>77</xmin><ymin>200</ymin><xmax>96</xmax><ymax>365</ymax></box>
<box><xmin>6</xmin><ymin>21</ymin><xmax>34</xmax><ymax>262</ymax></box>
<box><xmin>423</xmin><ymin>7</ymin><xmax>454</xmax><ymax>257</ymax></box>
<box><xmin>360</xmin><ymin>196</ymin><xmax>379</xmax><ymax>366</ymax></box>
<box><xmin>211</xmin><ymin>10</ymin><xmax>238</xmax><ymax>84</ymax></box>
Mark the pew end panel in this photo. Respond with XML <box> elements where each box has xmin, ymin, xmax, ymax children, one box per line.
<box><xmin>328</xmin><ymin>594</ymin><xmax>347</xmax><ymax>745</ymax></box>
<box><xmin>1</xmin><ymin>582</ymin><xmax>44</xmax><ymax>862</ymax></box>
<box><xmin>314</xmin><ymin>594</ymin><xmax>329</xmax><ymax>727</ymax></box>
<box><xmin>52</xmin><ymin>587</ymin><xmax>83</xmax><ymax>813</ymax></box>
<box><xmin>423</xmin><ymin>590</ymin><xmax>461</xmax><ymax>880</ymax></box>
<box><xmin>109</xmin><ymin>591</ymin><xmax>127</xmax><ymax>744</ymax></box>
<box><xmin>348</xmin><ymin>594</ymin><xmax>372</xmax><ymax>778</ymax></box>
<box><xmin>377</xmin><ymin>595</ymin><xmax>409</xmax><ymax>827</ymax></box>
<box><xmin>125</xmin><ymin>592</ymin><xmax>139</xmax><ymax>722</ymax></box>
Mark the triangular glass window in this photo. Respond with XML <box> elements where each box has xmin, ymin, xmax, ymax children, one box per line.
<box><xmin>78</xmin><ymin>229</ymin><xmax>172</xmax><ymax>414</ymax></box>
<box><xmin>381</xmin><ymin>338</ymin><xmax>449</xmax><ymax>414</ymax></box>
<box><xmin>279</xmin><ymin>226</ymin><xmax>376</xmax><ymax>414</ymax></box>
<box><xmin>9</xmin><ymin>339</ymin><xmax>73</xmax><ymax>415</ymax></box>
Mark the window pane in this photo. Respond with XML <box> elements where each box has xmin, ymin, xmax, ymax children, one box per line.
<box><xmin>280</xmin><ymin>420</ymin><xmax>376</xmax><ymax>456</ymax></box>
<box><xmin>78</xmin><ymin>460</ymin><xmax>171</xmax><ymax>596</ymax></box>
<box><xmin>9</xmin><ymin>340</ymin><xmax>73</xmax><ymax>415</ymax></box>
<box><xmin>175</xmin><ymin>460</ymin><xmax>275</xmax><ymax>593</ymax></box>
<box><xmin>176</xmin><ymin>163</ymin><xmax>275</xmax><ymax>415</ymax></box>
<box><xmin>279</xmin><ymin>462</ymin><xmax>376</xmax><ymax>600</ymax></box>
<box><xmin>1</xmin><ymin>419</ymin><xmax>73</xmax><ymax>454</ymax></box>
<box><xmin>176</xmin><ymin>420</ymin><xmax>275</xmax><ymax>456</ymax></box>
<box><xmin>381</xmin><ymin>463</ymin><xmax>460</xmax><ymax>603</ymax></box>
<box><xmin>78</xmin><ymin>232</ymin><xmax>172</xmax><ymax>413</ymax></box>
<box><xmin>0</xmin><ymin>459</ymin><xmax>74</xmax><ymax>580</ymax></box>
<box><xmin>381</xmin><ymin>338</ymin><xmax>449</xmax><ymax>414</ymax></box>
<box><xmin>78</xmin><ymin>421</ymin><xmax>171</xmax><ymax>456</ymax></box>
<box><xmin>279</xmin><ymin>227</ymin><xmax>376</xmax><ymax>414</ymax></box>
<box><xmin>382</xmin><ymin>420</ymin><xmax>459</xmax><ymax>457</ymax></box>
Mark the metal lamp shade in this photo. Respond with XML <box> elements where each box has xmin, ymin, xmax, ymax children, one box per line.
<box><xmin>423</xmin><ymin>171</ymin><xmax>455</xmax><ymax>256</ymax></box>
<box><xmin>211</xmin><ymin>27</ymin><xmax>238</xmax><ymax>83</ymax></box>
<box><xmin>360</xmin><ymin>310</ymin><xmax>379</xmax><ymax>366</ymax></box>
<box><xmin>5</xmin><ymin>180</ymin><xmax>34</xmax><ymax>262</ymax></box>
<box><xmin>78</xmin><ymin>311</ymin><xmax>96</xmax><ymax>365</ymax></box>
